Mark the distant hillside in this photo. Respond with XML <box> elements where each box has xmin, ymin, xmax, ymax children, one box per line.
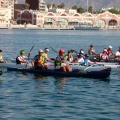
<box><xmin>18</xmin><ymin>0</ymin><xmax>120</xmax><ymax>10</ymax></box>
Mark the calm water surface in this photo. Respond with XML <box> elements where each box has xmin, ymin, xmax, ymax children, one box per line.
<box><xmin>0</xmin><ymin>29</ymin><xmax>120</xmax><ymax>120</ymax></box>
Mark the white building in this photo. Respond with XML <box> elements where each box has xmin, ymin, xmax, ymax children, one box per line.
<box><xmin>48</xmin><ymin>8</ymin><xmax>77</xmax><ymax>14</ymax></box>
<box><xmin>0</xmin><ymin>7</ymin><xmax>12</xmax><ymax>28</ymax></box>
<box><xmin>0</xmin><ymin>0</ymin><xmax>15</xmax><ymax>28</ymax></box>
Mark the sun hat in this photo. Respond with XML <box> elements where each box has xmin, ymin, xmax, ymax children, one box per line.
<box><xmin>109</xmin><ymin>45</ymin><xmax>113</xmax><ymax>49</ymax></box>
<box><xmin>38</xmin><ymin>49</ymin><xmax>43</xmax><ymax>53</ymax></box>
<box><xmin>59</xmin><ymin>49</ymin><xmax>65</xmax><ymax>53</ymax></box>
<box><xmin>44</xmin><ymin>48</ymin><xmax>49</xmax><ymax>52</ymax></box>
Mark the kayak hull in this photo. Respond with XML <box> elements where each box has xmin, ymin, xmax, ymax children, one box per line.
<box><xmin>7</xmin><ymin>67</ymin><xmax>111</xmax><ymax>79</ymax></box>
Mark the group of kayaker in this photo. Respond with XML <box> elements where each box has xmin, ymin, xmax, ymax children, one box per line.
<box><xmin>0</xmin><ymin>45</ymin><xmax>120</xmax><ymax>72</ymax></box>
<box><xmin>88</xmin><ymin>45</ymin><xmax>120</xmax><ymax>62</ymax></box>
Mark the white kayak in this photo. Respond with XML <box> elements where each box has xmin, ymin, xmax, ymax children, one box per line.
<box><xmin>47</xmin><ymin>62</ymin><xmax>110</xmax><ymax>72</ymax></box>
<box><xmin>48</xmin><ymin>62</ymin><xmax>120</xmax><ymax>72</ymax></box>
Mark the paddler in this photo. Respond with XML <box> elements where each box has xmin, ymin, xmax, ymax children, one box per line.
<box><xmin>54</xmin><ymin>49</ymin><xmax>72</xmax><ymax>72</ymax></box>
<box><xmin>115</xmin><ymin>47</ymin><xmax>120</xmax><ymax>61</ymax></box>
<box><xmin>107</xmin><ymin>45</ymin><xmax>115</xmax><ymax>56</ymax></box>
<box><xmin>0</xmin><ymin>50</ymin><xmax>6</xmax><ymax>63</ymax></box>
<box><xmin>32</xmin><ymin>49</ymin><xmax>49</xmax><ymax>70</ymax></box>
<box><xmin>81</xmin><ymin>54</ymin><xmax>95</xmax><ymax>66</ymax></box>
<box><xmin>88</xmin><ymin>44</ymin><xmax>98</xmax><ymax>55</ymax></box>
<box><xmin>64</xmin><ymin>50</ymin><xmax>73</xmax><ymax>62</ymax></box>
<box><xmin>16</xmin><ymin>50</ymin><xmax>28</xmax><ymax>64</ymax></box>
<box><xmin>100</xmin><ymin>48</ymin><xmax>109</xmax><ymax>62</ymax></box>
<box><xmin>42</xmin><ymin>48</ymin><xmax>53</xmax><ymax>62</ymax></box>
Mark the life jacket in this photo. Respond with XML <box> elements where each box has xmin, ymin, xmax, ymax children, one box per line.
<box><xmin>34</xmin><ymin>55</ymin><xmax>44</xmax><ymax>66</ymax></box>
<box><xmin>107</xmin><ymin>50</ymin><xmax>113</xmax><ymax>56</ymax></box>
<box><xmin>81</xmin><ymin>59</ymin><xmax>88</xmax><ymax>66</ymax></box>
<box><xmin>65</xmin><ymin>55</ymin><xmax>73</xmax><ymax>62</ymax></box>
<box><xmin>0</xmin><ymin>55</ymin><xmax>3</xmax><ymax>61</ymax></box>
<box><xmin>100</xmin><ymin>52</ymin><xmax>108</xmax><ymax>60</ymax></box>
<box><xmin>54</xmin><ymin>55</ymin><xmax>64</xmax><ymax>67</ymax></box>
<box><xmin>16</xmin><ymin>56</ymin><xmax>25</xmax><ymax>64</ymax></box>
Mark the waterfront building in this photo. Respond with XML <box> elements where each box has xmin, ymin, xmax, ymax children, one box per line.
<box><xmin>25</xmin><ymin>0</ymin><xmax>47</xmax><ymax>12</ymax></box>
<box><xmin>0</xmin><ymin>0</ymin><xmax>16</xmax><ymax>27</ymax></box>
<box><xmin>17</xmin><ymin>10</ymin><xmax>120</xmax><ymax>29</ymax></box>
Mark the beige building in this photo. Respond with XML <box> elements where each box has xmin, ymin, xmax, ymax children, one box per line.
<box><xmin>0</xmin><ymin>7</ymin><xmax>12</xmax><ymax>28</ymax></box>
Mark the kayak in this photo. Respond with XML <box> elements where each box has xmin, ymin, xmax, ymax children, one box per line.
<box><xmin>7</xmin><ymin>67</ymin><xmax>111</xmax><ymax>79</ymax></box>
<box><xmin>0</xmin><ymin>63</ymin><xmax>32</xmax><ymax>68</ymax></box>
<box><xmin>47</xmin><ymin>62</ymin><xmax>113</xmax><ymax>72</ymax></box>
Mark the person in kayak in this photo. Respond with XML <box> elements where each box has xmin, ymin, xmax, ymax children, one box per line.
<box><xmin>0</xmin><ymin>50</ymin><xmax>6</xmax><ymax>63</ymax></box>
<box><xmin>54</xmin><ymin>49</ymin><xmax>72</xmax><ymax>72</ymax></box>
<box><xmin>115</xmin><ymin>47</ymin><xmax>120</xmax><ymax>61</ymax></box>
<box><xmin>32</xmin><ymin>49</ymin><xmax>49</xmax><ymax>70</ymax></box>
<box><xmin>81</xmin><ymin>54</ymin><xmax>95</xmax><ymax>66</ymax></box>
<box><xmin>16</xmin><ymin>50</ymin><xmax>28</xmax><ymax>64</ymax></box>
<box><xmin>77</xmin><ymin>49</ymin><xmax>84</xmax><ymax>58</ymax></box>
<box><xmin>72</xmin><ymin>49</ymin><xmax>84</xmax><ymax>63</ymax></box>
<box><xmin>64</xmin><ymin>50</ymin><xmax>73</xmax><ymax>62</ymax></box>
<box><xmin>42</xmin><ymin>48</ymin><xmax>53</xmax><ymax>62</ymax></box>
<box><xmin>88</xmin><ymin>44</ymin><xmax>98</xmax><ymax>55</ymax></box>
<box><xmin>100</xmin><ymin>48</ymin><xmax>109</xmax><ymax>61</ymax></box>
<box><xmin>107</xmin><ymin>45</ymin><xmax>115</xmax><ymax>56</ymax></box>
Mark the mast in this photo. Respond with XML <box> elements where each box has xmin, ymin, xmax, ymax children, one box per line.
<box><xmin>87</xmin><ymin>0</ymin><xmax>88</xmax><ymax>13</ymax></box>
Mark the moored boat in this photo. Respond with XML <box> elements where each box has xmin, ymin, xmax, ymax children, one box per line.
<box><xmin>7</xmin><ymin>67</ymin><xmax>111</xmax><ymax>79</ymax></box>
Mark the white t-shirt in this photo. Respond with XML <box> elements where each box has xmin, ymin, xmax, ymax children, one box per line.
<box><xmin>115</xmin><ymin>51</ymin><xmax>120</xmax><ymax>56</ymax></box>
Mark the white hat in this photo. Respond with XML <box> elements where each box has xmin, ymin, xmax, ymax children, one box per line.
<box><xmin>109</xmin><ymin>45</ymin><xmax>112</xmax><ymax>49</ymax></box>
<box><xmin>38</xmin><ymin>49</ymin><xmax>43</xmax><ymax>53</ymax></box>
<box><xmin>45</xmin><ymin>48</ymin><xmax>49</xmax><ymax>52</ymax></box>
<box><xmin>81</xmin><ymin>50</ymin><xmax>84</xmax><ymax>54</ymax></box>
<box><xmin>104</xmin><ymin>49</ymin><xmax>107</xmax><ymax>52</ymax></box>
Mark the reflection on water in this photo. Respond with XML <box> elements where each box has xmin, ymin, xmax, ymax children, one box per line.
<box><xmin>54</xmin><ymin>77</ymin><xmax>68</xmax><ymax>90</ymax></box>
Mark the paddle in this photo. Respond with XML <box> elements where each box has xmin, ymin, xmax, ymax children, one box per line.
<box><xmin>50</xmin><ymin>47</ymin><xmax>58</xmax><ymax>54</ymax></box>
<box><xmin>25</xmin><ymin>45</ymin><xmax>34</xmax><ymax>68</ymax></box>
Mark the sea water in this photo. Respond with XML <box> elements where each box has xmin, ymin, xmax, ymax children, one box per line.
<box><xmin>0</xmin><ymin>29</ymin><xmax>120</xmax><ymax>120</ymax></box>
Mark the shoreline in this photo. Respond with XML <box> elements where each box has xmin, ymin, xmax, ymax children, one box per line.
<box><xmin>0</xmin><ymin>24</ymin><xmax>120</xmax><ymax>30</ymax></box>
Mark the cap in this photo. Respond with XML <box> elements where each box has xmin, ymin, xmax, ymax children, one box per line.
<box><xmin>81</xmin><ymin>50</ymin><xmax>84</xmax><ymax>54</ymax></box>
<box><xmin>85</xmin><ymin>54</ymin><xmax>89</xmax><ymax>57</ymax></box>
<box><xmin>90</xmin><ymin>44</ymin><xmax>93</xmax><ymax>47</ymax></box>
<box><xmin>44</xmin><ymin>48</ymin><xmax>49</xmax><ymax>52</ymax></box>
<box><xmin>38</xmin><ymin>49</ymin><xmax>43</xmax><ymax>53</ymax></box>
<box><xmin>20</xmin><ymin>50</ymin><xmax>25</xmax><ymax>54</ymax></box>
<box><xmin>104</xmin><ymin>49</ymin><xmax>107</xmax><ymax>52</ymax></box>
<box><xmin>59</xmin><ymin>49</ymin><xmax>65</xmax><ymax>53</ymax></box>
<box><xmin>109</xmin><ymin>45</ymin><xmax>112</xmax><ymax>49</ymax></box>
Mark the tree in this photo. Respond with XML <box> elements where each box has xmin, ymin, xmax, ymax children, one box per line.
<box><xmin>72</xmin><ymin>5</ymin><xmax>78</xmax><ymax>10</ymax></box>
<box><xmin>77</xmin><ymin>7</ymin><xmax>85</xmax><ymax>13</ymax></box>
<box><xmin>52</xmin><ymin>4</ymin><xmax>56</xmax><ymax>8</ymax></box>
<box><xmin>61</xmin><ymin>3</ymin><xmax>65</xmax><ymax>8</ymax></box>
<box><xmin>24</xmin><ymin>3</ymin><xmax>30</xmax><ymax>9</ymax></box>
<box><xmin>57</xmin><ymin>3</ymin><xmax>65</xmax><ymax>8</ymax></box>
<box><xmin>47</xmin><ymin>4</ymin><xmax>51</xmax><ymax>9</ymax></box>
<box><xmin>88</xmin><ymin>6</ymin><xmax>93</xmax><ymax>13</ymax></box>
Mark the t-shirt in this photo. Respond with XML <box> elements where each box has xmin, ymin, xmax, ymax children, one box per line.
<box><xmin>116</xmin><ymin>51</ymin><xmax>120</xmax><ymax>56</ymax></box>
<box><xmin>42</xmin><ymin>53</ymin><xmax>48</xmax><ymax>60</ymax></box>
